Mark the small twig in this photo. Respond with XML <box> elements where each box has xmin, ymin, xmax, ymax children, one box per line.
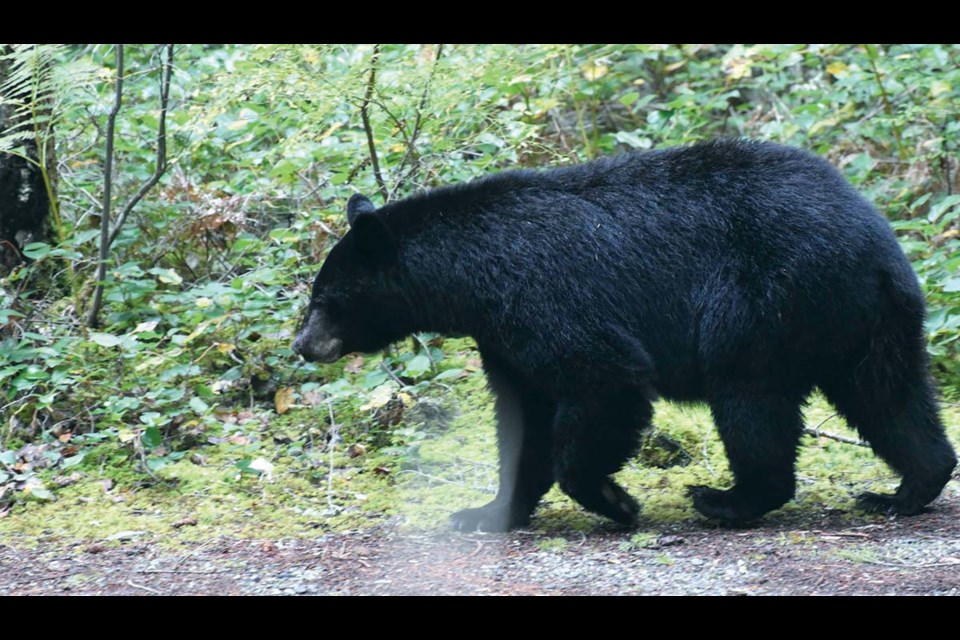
<box><xmin>86</xmin><ymin>43</ymin><xmax>123</xmax><ymax>329</ymax></box>
<box><xmin>359</xmin><ymin>44</ymin><xmax>388</xmax><ymax>202</ymax></box>
<box><xmin>390</xmin><ymin>44</ymin><xmax>444</xmax><ymax>197</ymax></box>
<box><xmin>862</xmin><ymin>44</ymin><xmax>906</xmax><ymax>161</ymax></box>
<box><xmin>126</xmin><ymin>579</ymin><xmax>162</xmax><ymax>594</ymax></box>
<box><xmin>380</xmin><ymin>360</ymin><xmax>409</xmax><ymax>389</ymax></box>
<box><xmin>802</xmin><ymin>428</ymin><xmax>866</xmax><ymax>446</ymax></box>
<box><xmin>136</xmin><ymin>569</ymin><xmax>227</xmax><ymax>575</ymax></box>
<box><xmin>173</xmin><ymin>536</ymin><xmax>221</xmax><ymax>570</ymax></box>
<box><xmin>326</xmin><ymin>401</ymin><xmax>339</xmax><ymax>513</ymax></box>
<box><xmin>10</xmin><ymin>574</ymin><xmax>69</xmax><ymax>587</ymax></box>
<box><xmin>452</xmin><ymin>456</ymin><xmax>498</xmax><ymax>470</ymax></box>
<box><xmin>413</xmin><ymin>333</ymin><xmax>437</xmax><ymax>371</ymax></box>
<box><xmin>858</xmin><ymin>558</ymin><xmax>960</xmax><ymax>569</ymax></box>
<box><xmin>396</xmin><ymin>469</ymin><xmax>467</xmax><ymax>486</ymax></box>
<box><xmin>803</xmin><ymin>413</ymin><xmax>868</xmax><ymax>447</ymax></box>
<box><xmin>283</xmin><ymin>487</ymin><xmax>326</xmax><ymax>506</ymax></box>
<box><xmin>701</xmin><ymin>437</ymin><xmax>717</xmax><ymax>478</ymax></box>
<box><xmin>136</xmin><ymin>443</ymin><xmax>162</xmax><ymax>483</ymax></box>
<box><xmin>107</xmin><ymin>44</ymin><xmax>173</xmax><ymax>247</ymax></box>
<box><xmin>942</xmin><ymin>119</ymin><xmax>953</xmax><ymax>196</ymax></box>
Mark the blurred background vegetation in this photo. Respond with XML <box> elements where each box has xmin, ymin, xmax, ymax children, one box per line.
<box><xmin>1</xmin><ymin>44</ymin><xmax>958</xmax><ymax>515</ymax></box>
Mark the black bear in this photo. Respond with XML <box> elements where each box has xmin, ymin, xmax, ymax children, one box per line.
<box><xmin>293</xmin><ymin>139</ymin><xmax>957</xmax><ymax>531</ymax></box>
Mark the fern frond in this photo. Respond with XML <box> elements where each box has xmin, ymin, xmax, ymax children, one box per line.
<box><xmin>0</xmin><ymin>44</ymin><xmax>68</xmax><ymax>141</ymax></box>
<box><xmin>0</xmin><ymin>129</ymin><xmax>36</xmax><ymax>156</ymax></box>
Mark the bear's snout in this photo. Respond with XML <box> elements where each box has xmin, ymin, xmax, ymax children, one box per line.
<box><xmin>292</xmin><ymin>309</ymin><xmax>343</xmax><ymax>363</ymax></box>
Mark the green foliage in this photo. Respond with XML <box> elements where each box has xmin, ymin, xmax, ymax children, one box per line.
<box><xmin>0</xmin><ymin>44</ymin><xmax>71</xmax><ymax>156</ymax></box>
<box><xmin>2</xmin><ymin>44</ymin><xmax>960</xmax><ymax>513</ymax></box>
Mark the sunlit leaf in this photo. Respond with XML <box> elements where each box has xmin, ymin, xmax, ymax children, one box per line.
<box><xmin>275</xmin><ymin>387</ymin><xmax>294</xmax><ymax>414</ymax></box>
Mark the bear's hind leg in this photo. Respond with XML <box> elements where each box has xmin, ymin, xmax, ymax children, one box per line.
<box><xmin>820</xmin><ymin>373</ymin><xmax>956</xmax><ymax>516</ymax></box>
<box><xmin>819</xmin><ymin>274</ymin><xmax>957</xmax><ymax>516</ymax></box>
<box><xmin>552</xmin><ymin>389</ymin><xmax>652</xmax><ymax>526</ymax></box>
<box><xmin>689</xmin><ymin>388</ymin><xmax>805</xmax><ymax>525</ymax></box>
<box><xmin>450</xmin><ymin>356</ymin><xmax>555</xmax><ymax>532</ymax></box>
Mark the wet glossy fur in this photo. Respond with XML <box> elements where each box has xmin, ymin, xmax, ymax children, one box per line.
<box><xmin>294</xmin><ymin>139</ymin><xmax>957</xmax><ymax>530</ymax></box>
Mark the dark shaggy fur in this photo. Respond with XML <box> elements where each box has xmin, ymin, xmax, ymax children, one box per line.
<box><xmin>294</xmin><ymin>139</ymin><xmax>957</xmax><ymax>531</ymax></box>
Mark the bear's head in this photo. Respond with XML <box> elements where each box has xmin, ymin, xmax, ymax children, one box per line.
<box><xmin>293</xmin><ymin>194</ymin><xmax>409</xmax><ymax>363</ymax></box>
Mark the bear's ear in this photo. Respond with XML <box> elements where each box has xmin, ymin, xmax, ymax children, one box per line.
<box><xmin>347</xmin><ymin>194</ymin><xmax>377</xmax><ymax>226</ymax></box>
<box><xmin>351</xmin><ymin>211</ymin><xmax>396</xmax><ymax>265</ymax></box>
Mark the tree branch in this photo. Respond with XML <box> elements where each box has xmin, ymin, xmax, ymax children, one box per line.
<box><xmin>87</xmin><ymin>44</ymin><xmax>173</xmax><ymax>328</ymax></box>
<box><xmin>108</xmin><ymin>43</ymin><xmax>172</xmax><ymax>247</ymax></box>
<box><xmin>803</xmin><ymin>414</ymin><xmax>868</xmax><ymax>447</ymax></box>
<box><xmin>390</xmin><ymin>44</ymin><xmax>443</xmax><ymax>198</ymax></box>
<box><xmin>359</xmin><ymin>44</ymin><xmax>388</xmax><ymax>203</ymax></box>
<box><xmin>86</xmin><ymin>44</ymin><xmax>124</xmax><ymax>329</ymax></box>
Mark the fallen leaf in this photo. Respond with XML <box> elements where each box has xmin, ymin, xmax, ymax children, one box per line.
<box><xmin>23</xmin><ymin>486</ymin><xmax>54</xmax><ymax>501</ymax></box>
<box><xmin>826</xmin><ymin>61</ymin><xmax>848</xmax><ymax>77</ymax></box>
<box><xmin>275</xmin><ymin>387</ymin><xmax>294</xmax><ymax>415</ymax></box>
<box><xmin>172</xmin><ymin>517</ymin><xmax>198</xmax><ymax>529</ymax></box>
<box><xmin>211</xmin><ymin>380</ymin><xmax>235</xmax><ymax>394</ymax></box>
<box><xmin>106</xmin><ymin>530</ymin><xmax>147</xmax><ymax>541</ymax></box>
<box><xmin>249</xmin><ymin>457</ymin><xmax>275</xmax><ymax>480</ymax></box>
<box><xmin>348</xmin><ymin>443</ymin><xmax>367</xmax><ymax>458</ymax></box>
<box><xmin>725</xmin><ymin>59</ymin><xmax>752</xmax><ymax>80</ymax></box>
<box><xmin>54</xmin><ymin>473</ymin><xmax>82</xmax><ymax>488</ymax></box>
<box><xmin>581</xmin><ymin>61</ymin><xmax>609</xmax><ymax>81</ymax></box>
<box><xmin>89</xmin><ymin>332</ymin><xmax>122</xmax><ymax>348</ymax></box>
<box><xmin>345</xmin><ymin>355</ymin><xmax>365</xmax><ymax>374</ymax></box>
<box><xmin>930</xmin><ymin>80</ymin><xmax>952</xmax><ymax>98</ymax></box>
<box><xmin>360</xmin><ymin>384</ymin><xmax>394</xmax><ymax>411</ymax></box>
<box><xmin>656</xmin><ymin>535</ymin><xmax>686</xmax><ymax>547</ymax></box>
<box><xmin>132</xmin><ymin>320</ymin><xmax>159</xmax><ymax>334</ymax></box>
<box><xmin>302</xmin><ymin>390</ymin><xmax>326</xmax><ymax>406</ymax></box>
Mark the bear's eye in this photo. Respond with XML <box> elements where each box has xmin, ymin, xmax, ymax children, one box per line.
<box><xmin>310</xmin><ymin>292</ymin><xmax>328</xmax><ymax>309</ymax></box>
<box><xmin>321</xmin><ymin>294</ymin><xmax>346</xmax><ymax>318</ymax></box>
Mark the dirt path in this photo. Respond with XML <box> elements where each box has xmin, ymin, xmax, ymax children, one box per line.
<box><xmin>4</xmin><ymin>501</ymin><xmax>959</xmax><ymax>595</ymax></box>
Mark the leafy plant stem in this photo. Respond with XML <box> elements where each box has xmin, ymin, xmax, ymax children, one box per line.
<box><xmin>863</xmin><ymin>44</ymin><xmax>906</xmax><ymax>162</ymax></box>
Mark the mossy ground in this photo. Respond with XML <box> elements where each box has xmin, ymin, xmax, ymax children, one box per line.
<box><xmin>3</xmin><ymin>339</ymin><xmax>959</xmax><ymax>548</ymax></box>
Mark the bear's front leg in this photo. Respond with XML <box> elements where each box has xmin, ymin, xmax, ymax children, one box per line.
<box><xmin>552</xmin><ymin>389</ymin><xmax>652</xmax><ymax>527</ymax></box>
<box><xmin>450</xmin><ymin>355</ymin><xmax>555</xmax><ymax>532</ymax></box>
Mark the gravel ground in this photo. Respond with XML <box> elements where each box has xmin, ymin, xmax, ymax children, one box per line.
<box><xmin>3</xmin><ymin>497</ymin><xmax>959</xmax><ymax>595</ymax></box>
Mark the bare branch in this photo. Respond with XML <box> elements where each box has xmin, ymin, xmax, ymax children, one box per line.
<box><xmin>803</xmin><ymin>414</ymin><xmax>868</xmax><ymax>447</ymax></box>
<box><xmin>87</xmin><ymin>44</ymin><xmax>173</xmax><ymax>328</ymax></box>
<box><xmin>359</xmin><ymin>44</ymin><xmax>388</xmax><ymax>203</ymax></box>
<box><xmin>86</xmin><ymin>44</ymin><xmax>124</xmax><ymax>328</ymax></box>
<box><xmin>108</xmin><ymin>43</ymin><xmax>173</xmax><ymax>247</ymax></box>
<box><xmin>390</xmin><ymin>44</ymin><xmax>444</xmax><ymax>198</ymax></box>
